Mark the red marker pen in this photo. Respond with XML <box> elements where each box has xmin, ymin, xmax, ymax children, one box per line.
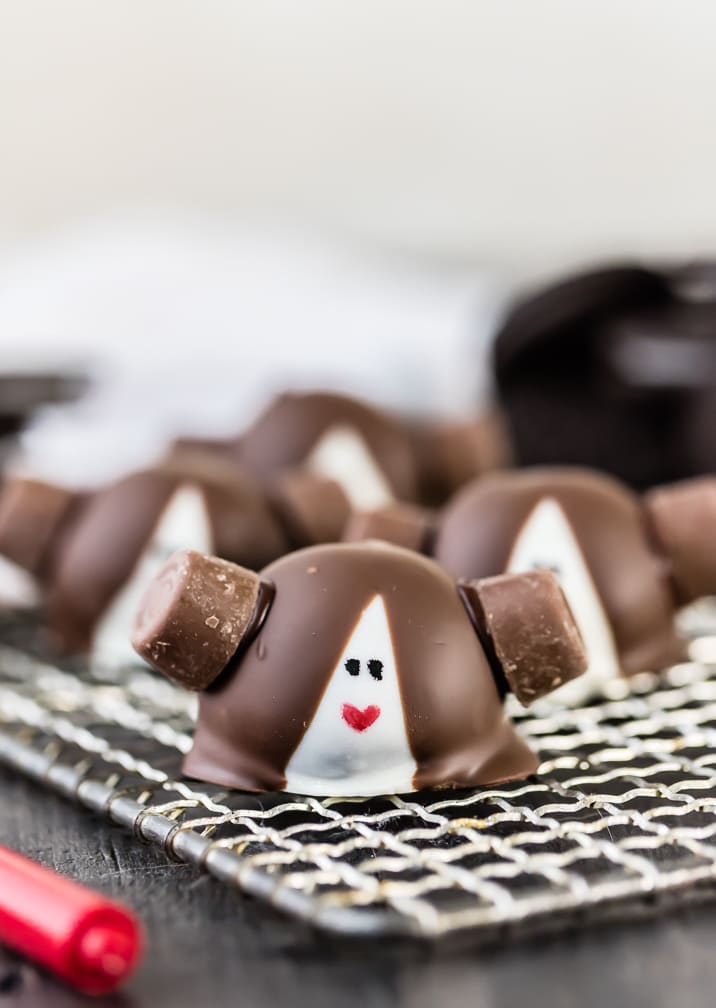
<box><xmin>0</xmin><ymin>845</ymin><xmax>143</xmax><ymax>995</ymax></box>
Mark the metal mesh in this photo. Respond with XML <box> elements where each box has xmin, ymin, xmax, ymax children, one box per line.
<box><xmin>3</xmin><ymin>610</ymin><xmax>716</xmax><ymax>940</ymax></box>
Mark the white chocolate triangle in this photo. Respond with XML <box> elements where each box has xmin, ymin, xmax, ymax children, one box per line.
<box><xmin>507</xmin><ymin>497</ymin><xmax>620</xmax><ymax>704</ymax></box>
<box><xmin>91</xmin><ymin>484</ymin><xmax>213</xmax><ymax>669</ymax></box>
<box><xmin>306</xmin><ymin>425</ymin><xmax>395</xmax><ymax>510</ymax></box>
<box><xmin>0</xmin><ymin>555</ymin><xmax>40</xmax><ymax>608</ymax></box>
<box><xmin>285</xmin><ymin>594</ymin><xmax>416</xmax><ymax>796</ymax></box>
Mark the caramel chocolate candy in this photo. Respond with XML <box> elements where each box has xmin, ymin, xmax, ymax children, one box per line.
<box><xmin>133</xmin><ymin>541</ymin><xmax>586</xmax><ymax>796</ymax></box>
<box><xmin>343</xmin><ymin>501</ymin><xmax>434</xmax><ymax>554</ymax></box>
<box><xmin>460</xmin><ymin>570</ymin><xmax>586</xmax><ymax>705</ymax></box>
<box><xmin>0</xmin><ymin>478</ymin><xmax>78</xmax><ymax>580</ymax></box>
<box><xmin>348</xmin><ymin>467</ymin><xmax>716</xmax><ymax>699</ymax></box>
<box><xmin>268</xmin><ymin>469</ymin><xmax>351</xmax><ymax>548</ymax></box>
<box><xmin>408</xmin><ymin>410</ymin><xmax>513</xmax><ymax>505</ymax></box>
<box><xmin>132</xmin><ymin>550</ymin><xmax>266</xmax><ymax>690</ymax></box>
<box><xmin>0</xmin><ymin>452</ymin><xmax>349</xmax><ymax>663</ymax></box>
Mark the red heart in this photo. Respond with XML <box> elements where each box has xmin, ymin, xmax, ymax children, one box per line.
<box><xmin>342</xmin><ymin>703</ymin><xmax>381</xmax><ymax>732</ymax></box>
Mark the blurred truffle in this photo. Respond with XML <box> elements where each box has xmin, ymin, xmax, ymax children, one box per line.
<box><xmin>347</xmin><ymin>468</ymin><xmax>716</xmax><ymax>701</ymax></box>
<box><xmin>0</xmin><ymin>452</ymin><xmax>348</xmax><ymax>664</ymax></box>
<box><xmin>176</xmin><ymin>390</ymin><xmax>508</xmax><ymax>507</ymax></box>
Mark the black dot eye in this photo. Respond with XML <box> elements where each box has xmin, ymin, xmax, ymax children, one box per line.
<box><xmin>345</xmin><ymin>658</ymin><xmax>360</xmax><ymax>676</ymax></box>
<box><xmin>368</xmin><ymin>659</ymin><xmax>383</xmax><ymax>681</ymax></box>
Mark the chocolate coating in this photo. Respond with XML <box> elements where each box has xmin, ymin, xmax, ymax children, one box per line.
<box><xmin>644</xmin><ymin>477</ymin><xmax>716</xmax><ymax>605</ymax></box>
<box><xmin>238</xmin><ymin>391</ymin><xmax>420</xmax><ymax>501</ymax></box>
<box><xmin>343</xmin><ymin>501</ymin><xmax>434</xmax><ymax>553</ymax></box>
<box><xmin>268</xmin><ymin>469</ymin><xmax>350</xmax><ymax>547</ymax></box>
<box><xmin>408</xmin><ymin>410</ymin><xmax>513</xmax><ymax>505</ymax></box>
<box><xmin>135</xmin><ymin>541</ymin><xmax>588</xmax><ymax>795</ymax></box>
<box><xmin>0</xmin><ymin>478</ymin><xmax>78</xmax><ymax>579</ymax></box>
<box><xmin>494</xmin><ymin>262</ymin><xmax>716</xmax><ymax>489</ymax></box>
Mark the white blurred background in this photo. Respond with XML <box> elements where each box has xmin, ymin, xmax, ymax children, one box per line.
<box><xmin>1</xmin><ymin>1</ymin><xmax>715</xmax><ymax>481</ymax></box>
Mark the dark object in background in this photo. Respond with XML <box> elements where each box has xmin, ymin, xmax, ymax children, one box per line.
<box><xmin>132</xmin><ymin>543</ymin><xmax>586</xmax><ymax>795</ymax></box>
<box><xmin>493</xmin><ymin>262</ymin><xmax>716</xmax><ymax>490</ymax></box>
<box><xmin>0</xmin><ymin>371</ymin><xmax>86</xmax><ymax>469</ymax></box>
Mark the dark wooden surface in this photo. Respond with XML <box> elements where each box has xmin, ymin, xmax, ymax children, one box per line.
<box><xmin>2</xmin><ymin>766</ymin><xmax>716</xmax><ymax>1008</ymax></box>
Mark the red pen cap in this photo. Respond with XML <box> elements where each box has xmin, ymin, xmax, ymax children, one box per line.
<box><xmin>0</xmin><ymin>845</ymin><xmax>143</xmax><ymax>995</ymax></box>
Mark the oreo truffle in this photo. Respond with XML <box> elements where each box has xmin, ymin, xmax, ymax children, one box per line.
<box><xmin>346</xmin><ymin>469</ymin><xmax>716</xmax><ymax>701</ymax></box>
<box><xmin>0</xmin><ymin>453</ymin><xmax>349</xmax><ymax>664</ymax></box>
<box><xmin>133</xmin><ymin>541</ymin><xmax>587</xmax><ymax>796</ymax></box>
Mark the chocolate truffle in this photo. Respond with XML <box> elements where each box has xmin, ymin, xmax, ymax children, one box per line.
<box><xmin>236</xmin><ymin>391</ymin><xmax>421</xmax><ymax>508</ymax></box>
<box><xmin>176</xmin><ymin>391</ymin><xmax>509</xmax><ymax>507</ymax></box>
<box><xmin>133</xmin><ymin>542</ymin><xmax>587</xmax><ymax>796</ymax></box>
<box><xmin>494</xmin><ymin>262</ymin><xmax>716</xmax><ymax>489</ymax></box>
<box><xmin>0</xmin><ymin>454</ymin><xmax>349</xmax><ymax>664</ymax></box>
<box><xmin>348</xmin><ymin>469</ymin><xmax>716</xmax><ymax>700</ymax></box>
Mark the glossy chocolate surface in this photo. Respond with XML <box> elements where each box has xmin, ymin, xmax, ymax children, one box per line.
<box><xmin>135</xmin><ymin>542</ymin><xmax>587</xmax><ymax>795</ymax></box>
<box><xmin>187</xmin><ymin>542</ymin><xmax>540</xmax><ymax>793</ymax></box>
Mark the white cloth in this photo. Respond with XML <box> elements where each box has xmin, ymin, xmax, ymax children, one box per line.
<box><xmin>0</xmin><ymin>217</ymin><xmax>503</xmax><ymax>487</ymax></box>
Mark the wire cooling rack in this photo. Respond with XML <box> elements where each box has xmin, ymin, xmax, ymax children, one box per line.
<box><xmin>3</xmin><ymin>610</ymin><xmax>716</xmax><ymax>941</ymax></box>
